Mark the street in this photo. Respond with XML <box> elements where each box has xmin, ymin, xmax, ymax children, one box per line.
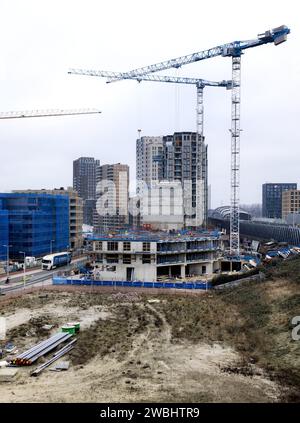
<box><xmin>0</xmin><ymin>257</ymin><xmax>86</xmax><ymax>294</ymax></box>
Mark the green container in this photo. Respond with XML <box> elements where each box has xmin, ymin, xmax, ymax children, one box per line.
<box><xmin>61</xmin><ymin>325</ymin><xmax>76</xmax><ymax>335</ymax></box>
<box><xmin>68</xmin><ymin>322</ymin><xmax>80</xmax><ymax>333</ymax></box>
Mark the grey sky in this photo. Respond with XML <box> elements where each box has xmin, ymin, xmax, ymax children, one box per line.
<box><xmin>0</xmin><ymin>0</ymin><xmax>299</xmax><ymax>208</ymax></box>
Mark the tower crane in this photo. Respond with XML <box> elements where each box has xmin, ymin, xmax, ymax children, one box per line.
<box><xmin>96</xmin><ymin>26</ymin><xmax>289</xmax><ymax>82</ymax></box>
<box><xmin>70</xmin><ymin>25</ymin><xmax>290</xmax><ymax>255</ymax></box>
<box><xmin>0</xmin><ymin>108</ymin><xmax>101</xmax><ymax>119</ymax></box>
<box><xmin>68</xmin><ymin>70</ymin><xmax>231</xmax><ymax>138</ymax></box>
<box><xmin>69</xmin><ymin>69</ymin><xmax>232</xmax><ymax>226</ymax></box>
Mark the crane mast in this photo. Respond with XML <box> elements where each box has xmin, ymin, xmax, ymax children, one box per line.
<box><xmin>230</xmin><ymin>56</ymin><xmax>241</xmax><ymax>255</ymax></box>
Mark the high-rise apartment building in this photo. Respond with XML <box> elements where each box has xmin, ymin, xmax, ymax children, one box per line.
<box><xmin>14</xmin><ymin>188</ymin><xmax>83</xmax><ymax>251</ymax></box>
<box><xmin>136</xmin><ymin>132</ymin><xmax>207</xmax><ymax>229</ymax></box>
<box><xmin>136</xmin><ymin>136</ymin><xmax>164</xmax><ymax>229</ymax></box>
<box><xmin>163</xmin><ymin>132</ymin><xmax>207</xmax><ymax>227</ymax></box>
<box><xmin>73</xmin><ymin>157</ymin><xmax>100</xmax><ymax>226</ymax></box>
<box><xmin>136</xmin><ymin>136</ymin><xmax>164</xmax><ymax>186</ymax></box>
<box><xmin>282</xmin><ymin>189</ymin><xmax>300</xmax><ymax>220</ymax></box>
<box><xmin>262</xmin><ymin>183</ymin><xmax>297</xmax><ymax>219</ymax></box>
<box><xmin>94</xmin><ymin>163</ymin><xmax>129</xmax><ymax>232</ymax></box>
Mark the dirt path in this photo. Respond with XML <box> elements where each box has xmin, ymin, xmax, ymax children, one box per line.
<box><xmin>0</xmin><ymin>293</ymin><xmax>281</xmax><ymax>403</ymax></box>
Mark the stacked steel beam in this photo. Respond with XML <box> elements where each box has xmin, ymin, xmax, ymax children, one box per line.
<box><xmin>11</xmin><ymin>332</ymin><xmax>73</xmax><ymax>366</ymax></box>
<box><xmin>30</xmin><ymin>339</ymin><xmax>76</xmax><ymax>376</ymax></box>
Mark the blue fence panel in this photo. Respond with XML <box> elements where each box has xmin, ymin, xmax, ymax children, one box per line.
<box><xmin>164</xmin><ymin>282</ymin><xmax>175</xmax><ymax>288</ymax></box>
<box><xmin>52</xmin><ymin>277</ymin><xmax>213</xmax><ymax>290</ymax></box>
<box><xmin>53</xmin><ymin>277</ymin><xmax>64</xmax><ymax>285</ymax></box>
<box><xmin>132</xmin><ymin>281</ymin><xmax>142</xmax><ymax>287</ymax></box>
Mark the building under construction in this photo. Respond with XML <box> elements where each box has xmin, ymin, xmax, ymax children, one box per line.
<box><xmin>0</xmin><ymin>193</ymin><xmax>69</xmax><ymax>259</ymax></box>
<box><xmin>14</xmin><ymin>188</ymin><xmax>83</xmax><ymax>251</ymax></box>
<box><xmin>86</xmin><ymin>229</ymin><xmax>222</xmax><ymax>283</ymax></box>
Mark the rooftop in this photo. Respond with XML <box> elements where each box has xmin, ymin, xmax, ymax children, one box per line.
<box><xmin>87</xmin><ymin>229</ymin><xmax>221</xmax><ymax>243</ymax></box>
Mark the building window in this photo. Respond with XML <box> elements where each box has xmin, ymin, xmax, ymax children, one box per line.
<box><xmin>94</xmin><ymin>241</ymin><xmax>102</xmax><ymax>251</ymax></box>
<box><xmin>106</xmin><ymin>254</ymin><xmax>119</xmax><ymax>263</ymax></box>
<box><xmin>123</xmin><ymin>242</ymin><xmax>131</xmax><ymax>251</ymax></box>
<box><xmin>107</xmin><ymin>241</ymin><xmax>118</xmax><ymax>251</ymax></box>
<box><xmin>143</xmin><ymin>242</ymin><xmax>151</xmax><ymax>252</ymax></box>
<box><xmin>123</xmin><ymin>255</ymin><xmax>131</xmax><ymax>264</ymax></box>
<box><xmin>95</xmin><ymin>254</ymin><xmax>103</xmax><ymax>263</ymax></box>
<box><xmin>142</xmin><ymin>254</ymin><xmax>151</xmax><ymax>264</ymax></box>
<box><xmin>107</xmin><ymin>265</ymin><xmax>116</xmax><ymax>272</ymax></box>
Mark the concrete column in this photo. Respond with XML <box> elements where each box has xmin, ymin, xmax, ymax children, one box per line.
<box><xmin>181</xmin><ymin>265</ymin><xmax>185</xmax><ymax>279</ymax></box>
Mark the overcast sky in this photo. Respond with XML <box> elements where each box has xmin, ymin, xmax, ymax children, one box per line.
<box><xmin>0</xmin><ymin>0</ymin><xmax>298</xmax><ymax>208</ymax></box>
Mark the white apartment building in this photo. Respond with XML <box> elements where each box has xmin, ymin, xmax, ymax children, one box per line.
<box><xmin>136</xmin><ymin>136</ymin><xmax>164</xmax><ymax>186</ymax></box>
<box><xmin>136</xmin><ymin>133</ymin><xmax>208</xmax><ymax>230</ymax></box>
<box><xmin>94</xmin><ymin>163</ymin><xmax>129</xmax><ymax>232</ymax></box>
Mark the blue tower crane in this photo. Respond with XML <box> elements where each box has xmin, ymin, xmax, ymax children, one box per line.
<box><xmin>68</xmin><ymin>69</ymin><xmax>231</xmax><ymax>138</ymax></box>
<box><xmin>101</xmin><ymin>26</ymin><xmax>290</xmax><ymax>81</ymax></box>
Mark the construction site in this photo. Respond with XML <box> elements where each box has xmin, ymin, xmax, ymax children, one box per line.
<box><xmin>0</xmin><ymin>5</ymin><xmax>298</xmax><ymax>407</ymax></box>
<box><xmin>0</xmin><ymin>251</ymin><xmax>300</xmax><ymax>402</ymax></box>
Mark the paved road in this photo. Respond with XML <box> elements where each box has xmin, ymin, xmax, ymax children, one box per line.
<box><xmin>0</xmin><ymin>257</ymin><xmax>86</xmax><ymax>294</ymax></box>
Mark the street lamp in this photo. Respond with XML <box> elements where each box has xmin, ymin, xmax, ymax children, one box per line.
<box><xmin>19</xmin><ymin>251</ymin><xmax>26</xmax><ymax>289</ymax></box>
<box><xmin>2</xmin><ymin>244</ymin><xmax>12</xmax><ymax>280</ymax></box>
<box><xmin>50</xmin><ymin>240</ymin><xmax>55</xmax><ymax>254</ymax></box>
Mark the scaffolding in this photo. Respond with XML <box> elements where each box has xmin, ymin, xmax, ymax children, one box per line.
<box><xmin>0</xmin><ymin>193</ymin><xmax>70</xmax><ymax>259</ymax></box>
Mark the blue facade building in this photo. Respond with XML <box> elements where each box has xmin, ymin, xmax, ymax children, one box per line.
<box><xmin>0</xmin><ymin>202</ymin><xmax>9</xmax><ymax>263</ymax></box>
<box><xmin>0</xmin><ymin>193</ymin><xmax>69</xmax><ymax>259</ymax></box>
<box><xmin>262</xmin><ymin>183</ymin><xmax>297</xmax><ymax>219</ymax></box>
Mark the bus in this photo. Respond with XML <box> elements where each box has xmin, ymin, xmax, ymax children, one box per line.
<box><xmin>41</xmin><ymin>252</ymin><xmax>72</xmax><ymax>270</ymax></box>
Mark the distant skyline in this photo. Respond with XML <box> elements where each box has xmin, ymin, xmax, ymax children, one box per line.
<box><xmin>0</xmin><ymin>0</ymin><xmax>299</xmax><ymax>208</ymax></box>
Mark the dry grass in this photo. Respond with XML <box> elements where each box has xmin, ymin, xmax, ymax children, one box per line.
<box><xmin>70</xmin><ymin>303</ymin><xmax>151</xmax><ymax>365</ymax></box>
<box><xmin>151</xmin><ymin>263</ymin><xmax>300</xmax><ymax>402</ymax></box>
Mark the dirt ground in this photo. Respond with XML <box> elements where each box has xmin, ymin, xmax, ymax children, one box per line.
<box><xmin>0</xmin><ymin>286</ymin><xmax>287</xmax><ymax>403</ymax></box>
